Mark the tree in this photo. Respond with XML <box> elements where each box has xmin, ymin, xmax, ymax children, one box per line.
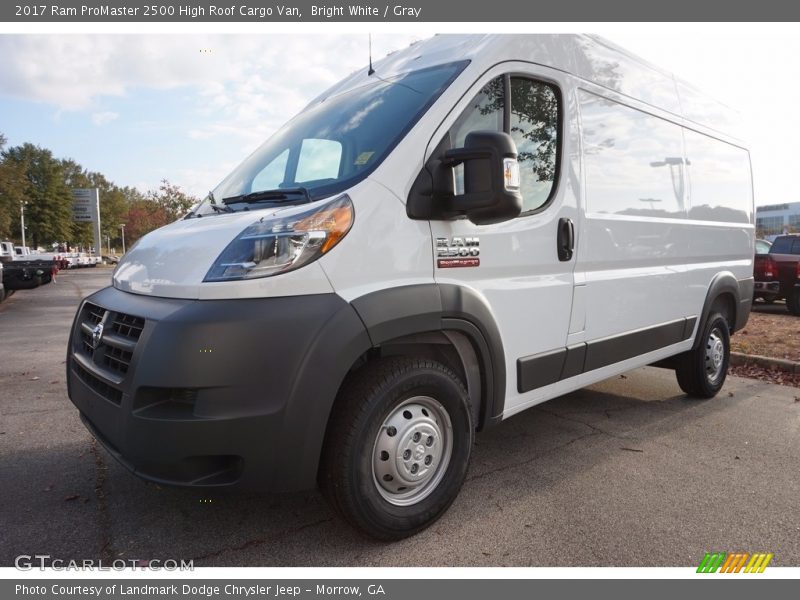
<box><xmin>120</xmin><ymin>179</ymin><xmax>198</xmax><ymax>247</ymax></box>
<box><xmin>0</xmin><ymin>132</ymin><xmax>20</xmax><ymax>238</ymax></box>
<box><xmin>0</xmin><ymin>143</ymin><xmax>73</xmax><ymax>248</ymax></box>
<box><xmin>123</xmin><ymin>198</ymin><xmax>170</xmax><ymax>246</ymax></box>
<box><xmin>146</xmin><ymin>179</ymin><xmax>197</xmax><ymax>221</ymax></box>
<box><xmin>0</xmin><ymin>136</ymin><xmax>197</xmax><ymax>251</ymax></box>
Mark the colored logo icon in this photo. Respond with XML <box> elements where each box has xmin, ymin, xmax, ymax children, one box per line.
<box><xmin>697</xmin><ymin>552</ymin><xmax>773</xmax><ymax>573</ymax></box>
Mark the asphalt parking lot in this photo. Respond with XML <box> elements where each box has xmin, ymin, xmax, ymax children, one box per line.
<box><xmin>1</xmin><ymin>270</ymin><xmax>799</xmax><ymax>567</ymax></box>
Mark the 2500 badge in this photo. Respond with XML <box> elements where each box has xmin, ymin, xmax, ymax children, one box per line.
<box><xmin>436</xmin><ymin>237</ymin><xmax>480</xmax><ymax>268</ymax></box>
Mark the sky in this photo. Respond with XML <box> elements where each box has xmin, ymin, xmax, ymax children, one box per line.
<box><xmin>0</xmin><ymin>31</ymin><xmax>797</xmax><ymax>206</ymax></box>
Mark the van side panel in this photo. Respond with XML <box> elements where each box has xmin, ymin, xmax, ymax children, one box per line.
<box><xmin>576</xmin><ymin>89</ymin><xmax>753</xmax><ymax>345</ymax></box>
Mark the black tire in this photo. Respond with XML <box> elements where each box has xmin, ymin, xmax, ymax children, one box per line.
<box><xmin>788</xmin><ymin>290</ymin><xmax>800</xmax><ymax>316</ymax></box>
<box><xmin>762</xmin><ymin>297</ymin><xmax>775</xmax><ymax>305</ymax></box>
<box><xmin>319</xmin><ymin>356</ymin><xmax>474</xmax><ymax>541</ymax></box>
<box><xmin>675</xmin><ymin>313</ymin><xmax>730</xmax><ymax>398</ymax></box>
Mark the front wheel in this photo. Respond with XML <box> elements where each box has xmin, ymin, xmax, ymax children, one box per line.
<box><xmin>319</xmin><ymin>357</ymin><xmax>474</xmax><ymax>540</ymax></box>
<box><xmin>675</xmin><ymin>313</ymin><xmax>730</xmax><ymax>398</ymax></box>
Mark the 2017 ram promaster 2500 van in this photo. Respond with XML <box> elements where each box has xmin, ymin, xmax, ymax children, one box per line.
<box><xmin>68</xmin><ymin>35</ymin><xmax>754</xmax><ymax>539</ymax></box>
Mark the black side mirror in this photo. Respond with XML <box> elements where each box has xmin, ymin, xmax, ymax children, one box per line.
<box><xmin>443</xmin><ymin>131</ymin><xmax>523</xmax><ymax>225</ymax></box>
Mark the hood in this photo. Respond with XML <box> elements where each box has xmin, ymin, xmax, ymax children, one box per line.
<box><xmin>113</xmin><ymin>209</ymin><xmax>281</xmax><ymax>298</ymax></box>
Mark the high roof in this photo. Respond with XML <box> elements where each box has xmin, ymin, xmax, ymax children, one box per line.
<box><xmin>313</xmin><ymin>34</ymin><xmax>742</xmax><ymax>142</ymax></box>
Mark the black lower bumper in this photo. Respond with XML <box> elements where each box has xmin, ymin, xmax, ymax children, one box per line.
<box><xmin>67</xmin><ymin>286</ymin><xmax>370</xmax><ymax>491</ymax></box>
<box><xmin>753</xmin><ymin>280</ymin><xmax>780</xmax><ymax>296</ymax></box>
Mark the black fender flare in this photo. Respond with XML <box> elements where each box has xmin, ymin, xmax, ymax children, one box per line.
<box><xmin>350</xmin><ymin>283</ymin><xmax>506</xmax><ymax>430</ymax></box>
<box><xmin>276</xmin><ymin>301</ymin><xmax>373</xmax><ymax>492</ymax></box>
<box><xmin>694</xmin><ymin>272</ymin><xmax>747</xmax><ymax>349</ymax></box>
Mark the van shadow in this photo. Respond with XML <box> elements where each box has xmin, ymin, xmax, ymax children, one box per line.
<box><xmin>2</xmin><ymin>369</ymin><xmax>744</xmax><ymax>566</ymax></box>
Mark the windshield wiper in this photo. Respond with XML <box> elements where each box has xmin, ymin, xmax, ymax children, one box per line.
<box><xmin>222</xmin><ymin>187</ymin><xmax>311</xmax><ymax>206</ymax></box>
<box><xmin>187</xmin><ymin>191</ymin><xmax>234</xmax><ymax>217</ymax></box>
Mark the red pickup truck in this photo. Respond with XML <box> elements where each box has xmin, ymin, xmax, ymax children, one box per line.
<box><xmin>754</xmin><ymin>234</ymin><xmax>800</xmax><ymax>315</ymax></box>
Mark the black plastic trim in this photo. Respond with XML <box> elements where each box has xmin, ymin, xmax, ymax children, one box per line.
<box><xmin>350</xmin><ymin>283</ymin><xmax>506</xmax><ymax>430</ymax></box>
<box><xmin>735</xmin><ymin>277</ymin><xmax>754</xmax><ymax>332</ymax></box>
<box><xmin>516</xmin><ymin>317</ymin><xmax>695</xmax><ymax>394</ymax></box>
<box><xmin>694</xmin><ymin>273</ymin><xmax>743</xmax><ymax>348</ymax></box>
<box><xmin>561</xmin><ymin>343</ymin><xmax>587</xmax><ymax>380</ymax></box>
<box><xmin>517</xmin><ymin>347</ymin><xmax>565</xmax><ymax>393</ymax></box>
<box><xmin>67</xmin><ymin>286</ymin><xmax>371</xmax><ymax>493</ymax></box>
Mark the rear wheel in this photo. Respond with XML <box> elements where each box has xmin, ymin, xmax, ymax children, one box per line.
<box><xmin>675</xmin><ymin>313</ymin><xmax>730</xmax><ymax>398</ymax></box>
<box><xmin>319</xmin><ymin>357</ymin><xmax>473</xmax><ymax>540</ymax></box>
<box><xmin>788</xmin><ymin>290</ymin><xmax>800</xmax><ymax>316</ymax></box>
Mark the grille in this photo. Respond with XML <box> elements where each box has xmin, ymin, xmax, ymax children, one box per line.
<box><xmin>111</xmin><ymin>312</ymin><xmax>144</xmax><ymax>341</ymax></box>
<box><xmin>104</xmin><ymin>345</ymin><xmax>132</xmax><ymax>375</ymax></box>
<box><xmin>73</xmin><ymin>361</ymin><xmax>123</xmax><ymax>405</ymax></box>
<box><xmin>72</xmin><ymin>301</ymin><xmax>146</xmax><ymax>404</ymax></box>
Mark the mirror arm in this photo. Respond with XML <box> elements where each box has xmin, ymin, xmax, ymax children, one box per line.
<box><xmin>442</xmin><ymin>147</ymin><xmax>493</xmax><ymax>167</ymax></box>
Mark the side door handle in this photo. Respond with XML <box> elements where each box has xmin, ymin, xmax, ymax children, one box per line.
<box><xmin>557</xmin><ymin>217</ymin><xmax>574</xmax><ymax>262</ymax></box>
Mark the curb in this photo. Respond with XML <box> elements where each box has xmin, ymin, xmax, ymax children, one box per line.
<box><xmin>730</xmin><ymin>352</ymin><xmax>800</xmax><ymax>374</ymax></box>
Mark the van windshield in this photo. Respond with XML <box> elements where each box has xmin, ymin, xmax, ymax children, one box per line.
<box><xmin>194</xmin><ymin>61</ymin><xmax>468</xmax><ymax>215</ymax></box>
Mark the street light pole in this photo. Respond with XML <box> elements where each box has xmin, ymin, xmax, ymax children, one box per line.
<box><xmin>120</xmin><ymin>224</ymin><xmax>126</xmax><ymax>254</ymax></box>
<box><xmin>20</xmin><ymin>201</ymin><xmax>27</xmax><ymax>248</ymax></box>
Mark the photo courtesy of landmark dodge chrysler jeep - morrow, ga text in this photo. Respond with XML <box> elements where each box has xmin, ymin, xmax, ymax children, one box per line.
<box><xmin>67</xmin><ymin>34</ymin><xmax>755</xmax><ymax>540</ymax></box>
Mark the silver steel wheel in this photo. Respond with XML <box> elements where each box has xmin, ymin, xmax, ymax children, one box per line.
<box><xmin>371</xmin><ymin>396</ymin><xmax>454</xmax><ymax>507</ymax></box>
<box><xmin>705</xmin><ymin>327</ymin><xmax>726</xmax><ymax>384</ymax></box>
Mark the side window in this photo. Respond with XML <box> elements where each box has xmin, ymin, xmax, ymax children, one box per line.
<box><xmin>580</xmin><ymin>90</ymin><xmax>686</xmax><ymax>218</ymax></box>
<box><xmin>448</xmin><ymin>75</ymin><xmax>560</xmax><ymax>212</ymax></box>
<box><xmin>296</xmin><ymin>138</ymin><xmax>342</xmax><ymax>184</ymax></box>
<box><xmin>449</xmin><ymin>77</ymin><xmax>504</xmax><ymax>195</ymax></box>
<box><xmin>509</xmin><ymin>78</ymin><xmax>560</xmax><ymax>212</ymax></box>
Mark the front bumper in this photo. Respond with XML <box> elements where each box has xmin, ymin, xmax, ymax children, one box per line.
<box><xmin>67</xmin><ymin>286</ymin><xmax>369</xmax><ymax>491</ymax></box>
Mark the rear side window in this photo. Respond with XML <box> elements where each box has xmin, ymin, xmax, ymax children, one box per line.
<box><xmin>580</xmin><ymin>90</ymin><xmax>686</xmax><ymax>218</ymax></box>
<box><xmin>770</xmin><ymin>237</ymin><xmax>800</xmax><ymax>254</ymax></box>
<box><xmin>449</xmin><ymin>75</ymin><xmax>561</xmax><ymax>213</ymax></box>
<box><xmin>683</xmin><ymin>129</ymin><xmax>752</xmax><ymax>224</ymax></box>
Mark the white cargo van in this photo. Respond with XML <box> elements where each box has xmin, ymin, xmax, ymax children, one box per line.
<box><xmin>68</xmin><ymin>34</ymin><xmax>754</xmax><ymax>540</ymax></box>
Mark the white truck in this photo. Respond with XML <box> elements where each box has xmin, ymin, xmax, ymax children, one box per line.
<box><xmin>0</xmin><ymin>240</ymin><xmax>58</xmax><ymax>291</ymax></box>
<box><xmin>68</xmin><ymin>34</ymin><xmax>754</xmax><ymax>540</ymax></box>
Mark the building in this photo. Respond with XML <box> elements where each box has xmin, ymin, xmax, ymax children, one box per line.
<box><xmin>756</xmin><ymin>202</ymin><xmax>800</xmax><ymax>239</ymax></box>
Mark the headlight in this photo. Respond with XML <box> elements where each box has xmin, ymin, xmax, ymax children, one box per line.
<box><xmin>204</xmin><ymin>194</ymin><xmax>354</xmax><ymax>282</ymax></box>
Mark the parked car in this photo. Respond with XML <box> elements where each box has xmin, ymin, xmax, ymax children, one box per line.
<box><xmin>763</xmin><ymin>234</ymin><xmax>800</xmax><ymax>315</ymax></box>
<box><xmin>755</xmin><ymin>239</ymin><xmax>772</xmax><ymax>255</ymax></box>
<box><xmin>67</xmin><ymin>34</ymin><xmax>755</xmax><ymax>540</ymax></box>
<box><xmin>0</xmin><ymin>240</ymin><xmax>57</xmax><ymax>290</ymax></box>
<box><xmin>753</xmin><ymin>238</ymin><xmax>779</xmax><ymax>304</ymax></box>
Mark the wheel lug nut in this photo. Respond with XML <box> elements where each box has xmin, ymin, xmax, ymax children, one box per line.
<box><xmin>412</xmin><ymin>432</ymin><xmax>421</xmax><ymax>442</ymax></box>
<box><xmin>424</xmin><ymin>455</ymin><xmax>432</xmax><ymax>465</ymax></box>
<box><xmin>386</xmin><ymin>426</ymin><xmax>397</xmax><ymax>437</ymax></box>
<box><xmin>426</xmin><ymin>436</ymin><xmax>434</xmax><ymax>446</ymax></box>
<box><xmin>403</xmin><ymin>449</ymin><xmax>411</xmax><ymax>460</ymax></box>
<box><xmin>410</xmin><ymin>463</ymin><xmax>418</xmax><ymax>474</ymax></box>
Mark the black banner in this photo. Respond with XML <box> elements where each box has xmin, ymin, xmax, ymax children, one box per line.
<box><xmin>5</xmin><ymin>579</ymin><xmax>799</xmax><ymax>600</ymax></box>
<box><xmin>4</xmin><ymin>0</ymin><xmax>800</xmax><ymax>22</ymax></box>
